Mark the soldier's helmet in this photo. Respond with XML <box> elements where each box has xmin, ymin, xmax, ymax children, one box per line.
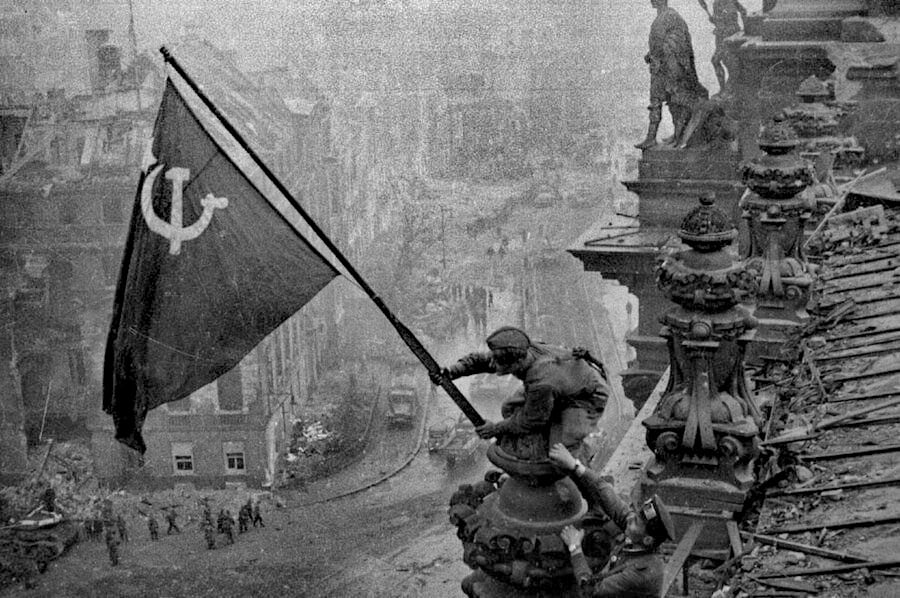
<box><xmin>486</xmin><ymin>326</ymin><xmax>531</xmax><ymax>366</ymax></box>
<box><xmin>639</xmin><ymin>494</ymin><xmax>676</xmax><ymax>544</ymax></box>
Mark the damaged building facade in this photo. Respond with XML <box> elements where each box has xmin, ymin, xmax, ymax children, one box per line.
<box><xmin>0</xmin><ymin>6</ymin><xmax>341</xmax><ymax>488</ymax></box>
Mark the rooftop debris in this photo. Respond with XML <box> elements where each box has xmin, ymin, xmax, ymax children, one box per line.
<box><xmin>725</xmin><ymin>198</ymin><xmax>900</xmax><ymax>597</ymax></box>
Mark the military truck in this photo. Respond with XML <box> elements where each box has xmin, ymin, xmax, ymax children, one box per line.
<box><xmin>386</xmin><ymin>386</ymin><xmax>418</xmax><ymax>428</ymax></box>
<box><xmin>385</xmin><ymin>360</ymin><xmax>419</xmax><ymax>429</ymax></box>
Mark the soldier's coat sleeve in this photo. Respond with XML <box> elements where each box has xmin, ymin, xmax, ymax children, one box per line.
<box><xmin>447</xmin><ymin>352</ymin><xmax>496</xmax><ymax>379</ymax></box>
<box><xmin>571</xmin><ymin>468</ymin><xmax>630</xmax><ymax>531</ymax></box>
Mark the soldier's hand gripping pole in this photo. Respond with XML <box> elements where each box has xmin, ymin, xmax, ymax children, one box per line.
<box><xmin>375</xmin><ymin>301</ymin><xmax>485</xmax><ymax>427</ymax></box>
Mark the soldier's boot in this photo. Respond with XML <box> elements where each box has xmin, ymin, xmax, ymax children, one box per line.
<box><xmin>635</xmin><ymin>107</ymin><xmax>662</xmax><ymax>150</ymax></box>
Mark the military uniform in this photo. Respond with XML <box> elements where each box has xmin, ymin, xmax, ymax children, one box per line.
<box><xmin>221</xmin><ymin>510</ymin><xmax>235</xmax><ymax>544</ymax></box>
<box><xmin>568</xmin><ymin>468</ymin><xmax>667</xmax><ymax>598</ymax></box>
<box><xmin>165</xmin><ymin>508</ymin><xmax>180</xmax><ymax>534</ymax></box>
<box><xmin>446</xmin><ymin>329</ymin><xmax>609</xmax><ymax>456</ymax></box>
<box><xmin>104</xmin><ymin>525</ymin><xmax>120</xmax><ymax>567</ymax></box>
<box><xmin>204</xmin><ymin>521</ymin><xmax>216</xmax><ymax>550</ymax></box>
<box><xmin>238</xmin><ymin>503</ymin><xmax>250</xmax><ymax>533</ymax></box>
<box><xmin>147</xmin><ymin>515</ymin><xmax>159</xmax><ymax>541</ymax></box>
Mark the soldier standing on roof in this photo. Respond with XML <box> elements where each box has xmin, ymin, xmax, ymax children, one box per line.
<box><xmin>434</xmin><ymin>326</ymin><xmax>610</xmax><ymax>461</ymax></box>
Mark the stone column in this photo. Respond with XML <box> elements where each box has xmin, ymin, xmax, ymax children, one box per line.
<box><xmin>640</xmin><ymin>195</ymin><xmax>762</xmax><ymax>556</ymax></box>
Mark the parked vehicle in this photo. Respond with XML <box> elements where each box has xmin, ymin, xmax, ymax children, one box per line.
<box><xmin>383</xmin><ymin>357</ymin><xmax>421</xmax><ymax>429</ymax></box>
<box><xmin>427</xmin><ymin>417</ymin><xmax>457</xmax><ymax>452</ymax></box>
<box><xmin>0</xmin><ymin>507</ymin><xmax>79</xmax><ymax>581</ymax></box>
<box><xmin>431</xmin><ymin>414</ymin><xmax>485</xmax><ymax>468</ymax></box>
<box><xmin>386</xmin><ymin>387</ymin><xmax>418</xmax><ymax>428</ymax></box>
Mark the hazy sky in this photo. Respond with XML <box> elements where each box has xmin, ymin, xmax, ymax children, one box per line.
<box><xmin>74</xmin><ymin>0</ymin><xmax>764</xmax><ymax>91</ymax></box>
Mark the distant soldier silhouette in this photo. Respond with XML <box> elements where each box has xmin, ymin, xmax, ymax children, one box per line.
<box><xmin>147</xmin><ymin>514</ymin><xmax>159</xmax><ymax>541</ymax></box>
<box><xmin>252</xmin><ymin>502</ymin><xmax>265</xmax><ymax>528</ymax></box>
<box><xmin>104</xmin><ymin>525</ymin><xmax>120</xmax><ymax>566</ymax></box>
<box><xmin>165</xmin><ymin>507</ymin><xmax>180</xmax><ymax>534</ymax></box>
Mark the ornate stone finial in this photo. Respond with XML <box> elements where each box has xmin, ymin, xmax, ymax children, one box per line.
<box><xmin>758</xmin><ymin>119</ymin><xmax>799</xmax><ymax>154</ymax></box>
<box><xmin>678</xmin><ymin>193</ymin><xmax>738</xmax><ymax>250</ymax></box>
<box><xmin>742</xmin><ymin>121</ymin><xmax>814</xmax><ymax>200</ymax></box>
<box><xmin>658</xmin><ymin>195</ymin><xmax>753</xmax><ymax>312</ymax></box>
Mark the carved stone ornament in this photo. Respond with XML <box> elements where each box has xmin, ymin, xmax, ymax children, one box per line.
<box><xmin>741</xmin><ymin>121</ymin><xmax>815</xmax><ymax>199</ymax></box>
<box><xmin>645</xmin><ymin>195</ymin><xmax>761</xmax><ymax>490</ymax></box>
<box><xmin>740</xmin><ymin>120</ymin><xmax>816</xmax><ymax>313</ymax></box>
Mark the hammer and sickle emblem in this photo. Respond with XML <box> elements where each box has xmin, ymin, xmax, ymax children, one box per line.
<box><xmin>140</xmin><ymin>164</ymin><xmax>229</xmax><ymax>255</ymax></box>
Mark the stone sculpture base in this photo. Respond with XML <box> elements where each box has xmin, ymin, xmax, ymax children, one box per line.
<box><xmin>640</xmin><ymin>471</ymin><xmax>750</xmax><ymax>558</ymax></box>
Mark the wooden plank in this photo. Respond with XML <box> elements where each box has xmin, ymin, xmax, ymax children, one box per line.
<box><xmin>768</xmin><ymin>474</ymin><xmax>900</xmax><ymax>497</ymax></box>
<box><xmin>726</xmin><ymin>521</ymin><xmax>742</xmax><ymax>560</ymax></box>
<box><xmin>763</xmin><ymin>513</ymin><xmax>900</xmax><ymax>535</ymax></box>
<box><xmin>741</xmin><ymin>532</ymin><xmax>868</xmax><ymax>563</ymax></box>
<box><xmin>755</xmin><ymin>557</ymin><xmax>900</xmax><ymax>579</ymax></box>
<box><xmin>803</xmin><ymin>442</ymin><xmax>900</xmax><ymax>461</ymax></box>
<box><xmin>815</xmin><ymin>339</ymin><xmax>900</xmax><ymax>362</ymax></box>
<box><xmin>659</xmin><ymin>520</ymin><xmax>704</xmax><ymax>598</ymax></box>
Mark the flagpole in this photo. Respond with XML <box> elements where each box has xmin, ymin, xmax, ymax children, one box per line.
<box><xmin>159</xmin><ymin>46</ymin><xmax>485</xmax><ymax>427</ymax></box>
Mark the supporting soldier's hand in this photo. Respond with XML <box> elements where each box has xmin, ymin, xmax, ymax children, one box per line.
<box><xmin>560</xmin><ymin>525</ymin><xmax>584</xmax><ymax>549</ymax></box>
<box><xmin>548</xmin><ymin>443</ymin><xmax>577</xmax><ymax>472</ymax></box>
<box><xmin>475</xmin><ymin>421</ymin><xmax>498</xmax><ymax>439</ymax></box>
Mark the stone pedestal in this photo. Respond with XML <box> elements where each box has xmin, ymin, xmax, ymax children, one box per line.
<box><xmin>639</xmin><ymin>195</ymin><xmax>762</xmax><ymax>557</ymax></box>
<box><xmin>451</xmin><ymin>444</ymin><xmax>616</xmax><ymax>597</ymax></box>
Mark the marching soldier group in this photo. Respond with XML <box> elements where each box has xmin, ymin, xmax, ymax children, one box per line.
<box><xmin>201</xmin><ymin>497</ymin><xmax>265</xmax><ymax>551</ymax></box>
<box><xmin>92</xmin><ymin>496</ymin><xmax>265</xmax><ymax>567</ymax></box>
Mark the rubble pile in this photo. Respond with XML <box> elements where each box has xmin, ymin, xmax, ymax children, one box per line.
<box><xmin>277</xmin><ymin>370</ymin><xmax>375</xmax><ymax>486</ymax></box>
<box><xmin>720</xmin><ymin>203</ymin><xmax>900</xmax><ymax>597</ymax></box>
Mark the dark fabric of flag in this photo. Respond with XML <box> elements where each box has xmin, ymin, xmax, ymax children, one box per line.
<box><xmin>103</xmin><ymin>80</ymin><xmax>339</xmax><ymax>453</ymax></box>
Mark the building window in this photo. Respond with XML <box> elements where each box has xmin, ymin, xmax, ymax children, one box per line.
<box><xmin>171</xmin><ymin>443</ymin><xmax>194</xmax><ymax>475</ymax></box>
<box><xmin>223</xmin><ymin>441</ymin><xmax>245</xmax><ymax>474</ymax></box>
<box><xmin>166</xmin><ymin>397</ymin><xmax>192</xmax><ymax>413</ymax></box>
<box><xmin>217</xmin><ymin>367</ymin><xmax>243</xmax><ymax>412</ymax></box>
